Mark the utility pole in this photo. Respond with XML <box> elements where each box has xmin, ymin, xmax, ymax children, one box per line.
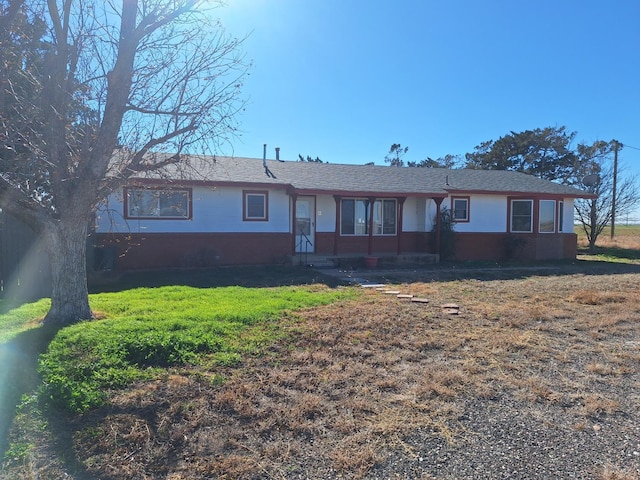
<box><xmin>611</xmin><ymin>140</ymin><xmax>620</xmax><ymax>239</ymax></box>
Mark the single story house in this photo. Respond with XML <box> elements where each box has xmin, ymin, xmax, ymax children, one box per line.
<box><xmin>92</xmin><ymin>154</ymin><xmax>593</xmax><ymax>270</ymax></box>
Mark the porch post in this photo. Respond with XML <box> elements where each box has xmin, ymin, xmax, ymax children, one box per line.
<box><xmin>434</xmin><ymin>197</ymin><xmax>444</xmax><ymax>256</ymax></box>
<box><xmin>333</xmin><ymin>195</ymin><xmax>341</xmax><ymax>255</ymax></box>
<box><xmin>368</xmin><ymin>197</ymin><xmax>375</xmax><ymax>255</ymax></box>
<box><xmin>291</xmin><ymin>192</ymin><xmax>298</xmax><ymax>254</ymax></box>
<box><xmin>397</xmin><ymin>197</ymin><xmax>406</xmax><ymax>255</ymax></box>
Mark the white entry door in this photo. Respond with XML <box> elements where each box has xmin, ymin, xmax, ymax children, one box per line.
<box><xmin>295</xmin><ymin>196</ymin><xmax>315</xmax><ymax>253</ymax></box>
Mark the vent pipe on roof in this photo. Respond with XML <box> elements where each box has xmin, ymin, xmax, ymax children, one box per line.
<box><xmin>275</xmin><ymin>147</ymin><xmax>280</xmax><ymax>161</ymax></box>
<box><xmin>263</xmin><ymin>144</ymin><xmax>267</xmax><ymax>167</ymax></box>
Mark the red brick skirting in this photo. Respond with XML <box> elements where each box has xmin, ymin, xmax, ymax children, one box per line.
<box><xmin>92</xmin><ymin>231</ymin><xmax>578</xmax><ymax>270</ymax></box>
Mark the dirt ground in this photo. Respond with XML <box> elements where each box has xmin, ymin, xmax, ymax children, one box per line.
<box><xmin>2</xmin><ymin>262</ymin><xmax>640</xmax><ymax>479</ymax></box>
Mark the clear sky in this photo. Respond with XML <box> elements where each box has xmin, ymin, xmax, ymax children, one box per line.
<box><xmin>216</xmin><ymin>0</ymin><xmax>640</xmax><ymax>219</ymax></box>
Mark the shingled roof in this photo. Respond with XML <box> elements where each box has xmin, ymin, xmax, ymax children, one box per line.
<box><xmin>134</xmin><ymin>155</ymin><xmax>592</xmax><ymax>198</ymax></box>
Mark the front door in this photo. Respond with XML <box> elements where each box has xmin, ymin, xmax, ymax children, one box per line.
<box><xmin>295</xmin><ymin>196</ymin><xmax>315</xmax><ymax>253</ymax></box>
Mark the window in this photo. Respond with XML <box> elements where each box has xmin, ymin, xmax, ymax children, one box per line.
<box><xmin>558</xmin><ymin>201</ymin><xmax>564</xmax><ymax>232</ymax></box>
<box><xmin>451</xmin><ymin>197</ymin><xmax>469</xmax><ymax>222</ymax></box>
<box><xmin>374</xmin><ymin>199</ymin><xmax>397</xmax><ymax>235</ymax></box>
<box><xmin>243</xmin><ymin>191</ymin><xmax>268</xmax><ymax>221</ymax></box>
<box><xmin>510</xmin><ymin>199</ymin><xmax>533</xmax><ymax>232</ymax></box>
<box><xmin>539</xmin><ymin>200</ymin><xmax>555</xmax><ymax>233</ymax></box>
<box><xmin>341</xmin><ymin>199</ymin><xmax>369</xmax><ymax>235</ymax></box>
<box><xmin>341</xmin><ymin>198</ymin><xmax>396</xmax><ymax>235</ymax></box>
<box><xmin>126</xmin><ymin>188</ymin><xmax>190</xmax><ymax>219</ymax></box>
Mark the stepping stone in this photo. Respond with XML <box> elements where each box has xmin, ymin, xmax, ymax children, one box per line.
<box><xmin>411</xmin><ymin>297</ymin><xmax>430</xmax><ymax>303</ymax></box>
<box><xmin>397</xmin><ymin>294</ymin><xmax>414</xmax><ymax>299</ymax></box>
<box><xmin>383</xmin><ymin>290</ymin><xmax>401</xmax><ymax>295</ymax></box>
<box><xmin>361</xmin><ymin>283</ymin><xmax>387</xmax><ymax>288</ymax></box>
<box><xmin>441</xmin><ymin>303</ymin><xmax>460</xmax><ymax>315</ymax></box>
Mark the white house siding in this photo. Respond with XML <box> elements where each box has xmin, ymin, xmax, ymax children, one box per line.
<box><xmin>95</xmin><ymin>186</ymin><xmax>291</xmax><ymax>234</ymax></box>
<box><xmin>425</xmin><ymin>199</ymin><xmax>438</xmax><ymax>231</ymax></box>
<box><xmin>315</xmin><ymin>195</ymin><xmax>336</xmax><ymax>232</ymax></box>
<box><xmin>401</xmin><ymin>197</ymin><xmax>420</xmax><ymax>232</ymax></box>
<box><xmin>452</xmin><ymin>195</ymin><xmax>507</xmax><ymax>233</ymax></box>
<box><xmin>562</xmin><ymin>198</ymin><xmax>574</xmax><ymax>232</ymax></box>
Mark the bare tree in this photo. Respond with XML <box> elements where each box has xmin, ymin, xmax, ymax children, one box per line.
<box><xmin>573</xmin><ymin>142</ymin><xmax>640</xmax><ymax>253</ymax></box>
<box><xmin>0</xmin><ymin>0</ymin><xmax>248</xmax><ymax>325</ymax></box>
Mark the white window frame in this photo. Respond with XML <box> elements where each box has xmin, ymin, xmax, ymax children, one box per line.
<box><xmin>451</xmin><ymin>196</ymin><xmax>470</xmax><ymax>222</ymax></box>
<box><xmin>539</xmin><ymin>200</ymin><xmax>556</xmax><ymax>233</ymax></box>
<box><xmin>373</xmin><ymin>199</ymin><xmax>397</xmax><ymax>235</ymax></box>
<box><xmin>340</xmin><ymin>198</ymin><xmax>397</xmax><ymax>236</ymax></box>
<box><xmin>558</xmin><ymin>201</ymin><xmax>564</xmax><ymax>232</ymax></box>
<box><xmin>510</xmin><ymin>199</ymin><xmax>533</xmax><ymax>233</ymax></box>
<box><xmin>243</xmin><ymin>190</ymin><xmax>268</xmax><ymax>221</ymax></box>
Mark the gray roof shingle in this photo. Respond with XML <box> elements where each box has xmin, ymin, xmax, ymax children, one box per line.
<box><xmin>135</xmin><ymin>155</ymin><xmax>591</xmax><ymax>198</ymax></box>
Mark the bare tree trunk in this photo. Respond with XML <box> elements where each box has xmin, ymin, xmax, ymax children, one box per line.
<box><xmin>43</xmin><ymin>219</ymin><xmax>93</xmax><ymax>325</ymax></box>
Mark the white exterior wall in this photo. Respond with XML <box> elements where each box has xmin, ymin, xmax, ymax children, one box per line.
<box><xmin>417</xmin><ymin>195</ymin><xmax>510</xmax><ymax>233</ymax></box>
<box><xmin>96</xmin><ymin>189</ymin><xmax>577</xmax><ymax>236</ymax></box>
<box><xmin>401</xmin><ymin>197</ymin><xmax>420</xmax><ymax>232</ymax></box>
<box><xmin>561</xmin><ymin>198</ymin><xmax>574</xmax><ymax>233</ymax></box>
<box><xmin>315</xmin><ymin>195</ymin><xmax>336</xmax><ymax>232</ymax></box>
<box><xmin>450</xmin><ymin>195</ymin><xmax>507</xmax><ymax>233</ymax></box>
<box><xmin>95</xmin><ymin>186</ymin><xmax>291</xmax><ymax>234</ymax></box>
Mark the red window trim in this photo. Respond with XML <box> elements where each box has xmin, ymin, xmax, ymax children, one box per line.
<box><xmin>123</xmin><ymin>186</ymin><xmax>193</xmax><ymax>220</ymax></box>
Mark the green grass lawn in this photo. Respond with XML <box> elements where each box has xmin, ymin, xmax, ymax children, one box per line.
<box><xmin>575</xmin><ymin>224</ymin><xmax>640</xmax><ymax>262</ymax></box>
<box><xmin>0</xmin><ymin>299</ymin><xmax>51</xmax><ymax>344</ymax></box>
<box><xmin>2</xmin><ymin>282</ymin><xmax>355</xmax><ymax>413</ymax></box>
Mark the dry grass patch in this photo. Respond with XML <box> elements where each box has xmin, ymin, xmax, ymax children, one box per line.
<box><xmin>4</xmin><ymin>270</ymin><xmax>640</xmax><ymax>479</ymax></box>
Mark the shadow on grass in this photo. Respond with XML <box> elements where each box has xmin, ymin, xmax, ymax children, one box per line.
<box><xmin>88</xmin><ymin>259</ymin><xmax>640</xmax><ymax>293</ymax></box>
<box><xmin>361</xmin><ymin>258</ymin><xmax>640</xmax><ymax>285</ymax></box>
<box><xmin>578</xmin><ymin>245</ymin><xmax>640</xmax><ymax>260</ymax></box>
<box><xmin>0</xmin><ymin>325</ymin><xmax>58</xmax><ymax>458</ymax></box>
<box><xmin>88</xmin><ymin>264</ymin><xmax>347</xmax><ymax>293</ymax></box>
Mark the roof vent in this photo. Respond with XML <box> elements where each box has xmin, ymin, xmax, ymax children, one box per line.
<box><xmin>263</xmin><ymin>143</ymin><xmax>267</xmax><ymax>168</ymax></box>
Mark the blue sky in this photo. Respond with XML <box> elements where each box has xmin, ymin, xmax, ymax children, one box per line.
<box><xmin>216</xmin><ymin>0</ymin><xmax>640</xmax><ymax>218</ymax></box>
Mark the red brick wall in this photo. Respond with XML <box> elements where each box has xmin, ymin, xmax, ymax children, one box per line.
<box><xmin>93</xmin><ymin>231</ymin><xmax>578</xmax><ymax>270</ymax></box>
<box><xmin>315</xmin><ymin>232</ymin><xmax>434</xmax><ymax>256</ymax></box>
<box><xmin>452</xmin><ymin>233</ymin><xmax>576</xmax><ymax>262</ymax></box>
<box><xmin>94</xmin><ymin>233</ymin><xmax>292</xmax><ymax>270</ymax></box>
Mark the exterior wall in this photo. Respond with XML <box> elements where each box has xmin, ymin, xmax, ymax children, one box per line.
<box><xmin>96</xmin><ymin>186</ymin><xmax>291</xmax><ymax>234</ymax></box>
<box><xmin>402</xmin><ymin>197</ymin><xmax>421</xmax><ymax>231</ymax></box>
<box><xmin>315</xmin><ymin>231</ymin><xmax>434</xmax><ymax>256</ymax></box>
<box><xmin>450</xmin><ymin>232</ymin><xmax>577</xmax><ymax>262</ymax></box>
<box><xmin>93</xmin><ymin>189</ymin><xmax>580</xmax><ymax>270</ymax></box>
<box><xmin>561</xmin><ymin>199</ymin><xmax>575</xmax><ymax>233</ymax></box>
<box><xmin>450</xmin><ymin>195</ymin><xmax>507</xmax><ymax>233</ymax></box>
<box><xmin>94</xmin><ymin>232</ymin><xmax>292</xmax><ymax>270</ymax></box>
<box><xmin>315</xmin><ymin>195</ymin><xmax>336</xmax><ymax>232</ymax></box>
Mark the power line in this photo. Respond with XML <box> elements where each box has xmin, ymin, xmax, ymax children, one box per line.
<box><xmin>621</xmin><ymin>143</ymin><xmax>640</xmax><ymax>151</ymax></box>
